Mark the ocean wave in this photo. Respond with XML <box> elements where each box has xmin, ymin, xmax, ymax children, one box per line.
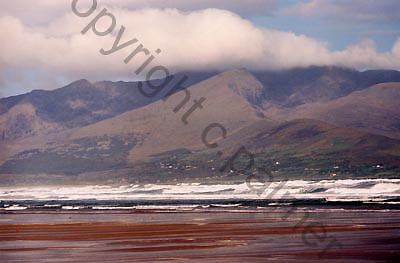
<box><xmin>0</xmin><ymin>179</ymin><xmax>399</xmax><ymax>203</ymax></box>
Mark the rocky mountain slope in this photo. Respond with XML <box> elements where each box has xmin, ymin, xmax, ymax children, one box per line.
<box><xmin>272</xmin><ymin>82</ymin><xmax>400</xmax><ymax>139</ymax></box>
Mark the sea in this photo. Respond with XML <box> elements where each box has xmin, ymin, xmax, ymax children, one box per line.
<box><xmin>2</xmin><ymin>178</ymin><xmax>400</xmax><ymax>211</ymax></box>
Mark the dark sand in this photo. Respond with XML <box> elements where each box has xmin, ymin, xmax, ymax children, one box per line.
<box><xmin>1</xmin><ymin>209</ymin><xmax>400</xmax><ymax>262</ymax></box>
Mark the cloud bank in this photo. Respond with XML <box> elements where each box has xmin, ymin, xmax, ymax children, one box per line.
<box><xmin>0</xmin><ymin>3</ymin><xmax>400</xmax><ymax>96</ymax></box>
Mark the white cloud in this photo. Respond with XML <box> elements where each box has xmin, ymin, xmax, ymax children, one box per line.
<box><xmin>0</xmin><ymin>5</ymin><xmax>400</xmax><ymax>96</ymax></box>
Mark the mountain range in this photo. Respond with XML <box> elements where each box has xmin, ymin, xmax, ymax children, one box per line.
<box><xmin>1</xmin><ymin>66</ymin><xmax>400</xmax><ymax>185</ymax></box>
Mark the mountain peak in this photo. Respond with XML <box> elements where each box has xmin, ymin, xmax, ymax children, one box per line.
<box><xmin>214</xmin><ymin>68</ymin><xmax>263</xmax><ymax>105</ymax></box>
<box><xmin>219</xmin><ymin>67</ymin><xmax>251</xmax><ymax>77</ymax></box>
<box><xmin>69</xmin><ymin>79</ymin><xmax>92</xmax><ymax>87</ymax></box>
<box><xmin>54</xmin><ymin>79</ymin><xmax>95</xmax><ymax>95</ymax></box>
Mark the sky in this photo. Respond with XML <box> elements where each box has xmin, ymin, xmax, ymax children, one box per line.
<box><xmin>1</xmin><ymin>0</ymin><xmax>400</xmax><ymax>97</ymax></box>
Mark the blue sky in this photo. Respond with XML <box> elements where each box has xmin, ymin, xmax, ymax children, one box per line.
<box><xmin>251</xmin><ymin>0</ymin><xmax>400</xmax><ymax>52</ymax></box>
<box><xmin>1</xmin><ymin>0</ymin><xmax>400</xmax><ymax>97</ymax></box>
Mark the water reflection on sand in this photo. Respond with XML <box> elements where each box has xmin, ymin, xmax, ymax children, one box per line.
<box><xmin>1</xmin><ymin>209</ymin><xmax>400</xmax><ymax>262</ymax></box>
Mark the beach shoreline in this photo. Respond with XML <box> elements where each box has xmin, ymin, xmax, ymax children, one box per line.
<box><xmin>1</xmin><ymin>209</ymin><xmax>400</xmax><ymax>262</ymax></box>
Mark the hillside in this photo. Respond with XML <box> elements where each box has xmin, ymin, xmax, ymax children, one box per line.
<box><xmin>253</xmin><ymin>66</ymin><xmax>400</xmax><ymax>107</ymax></box>
<box><xmin>1</xmin><ymin>117</ymin><xmax>399</xmax><ymax>185</ymax></box>
<box><xmin>207</xmin><ymin>118</ymin><xmax>400</xmax><ymax>179</ymax></box>
<box><xmin>63</xmin><ymin>68</ymin><xmax>267</xmax><ymax>160</ymax></box>
<box><xmin>281</xmin><ymin>83</ymin><xmax>400</xmax><ymax>139</ymax></box>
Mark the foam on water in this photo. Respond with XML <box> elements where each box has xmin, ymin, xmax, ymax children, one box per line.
<box><xmin>1</xmin><ymin>179</ymin><xmax>400</xmax><ymax>202</ymax></box>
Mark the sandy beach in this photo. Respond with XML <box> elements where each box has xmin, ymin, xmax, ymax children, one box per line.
<box><xmin>1</xmin><ymin>209</ymin><xmax>400</xmax><ymax>263</ymax></box>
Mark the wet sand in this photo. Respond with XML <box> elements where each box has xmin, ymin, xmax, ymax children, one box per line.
<box><xmin>1</xmin><ymin>209</ymin><xmax>400</xmax><ymax>262</ymax></box>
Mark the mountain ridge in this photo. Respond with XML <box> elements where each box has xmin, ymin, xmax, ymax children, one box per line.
<box><xmin>1</xmin><ymin>66</ymin><xmax>400</xmax><ymax>184</ymax></box>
